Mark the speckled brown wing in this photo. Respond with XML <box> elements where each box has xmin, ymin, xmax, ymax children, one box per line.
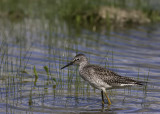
<box><xmin>83</xmin><ymin>64</ymin><xmax>143</xmax><ymax>87</ymax></box>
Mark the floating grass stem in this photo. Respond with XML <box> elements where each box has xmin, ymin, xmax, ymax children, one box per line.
<box><xmin>21</xmin><ymin>70</ymin><xmax>29</xmax><ymax>74</ymax></box>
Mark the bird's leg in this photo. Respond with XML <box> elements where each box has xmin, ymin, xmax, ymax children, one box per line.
<box><xmin>101</xmin><ymin>90</ymin><xmax>104</xmax><ymax>107</ymax></box>
<box><xmin>104</xmin><ymin>91</ymin><xmax>111</xmax><ymax>105</ymax></box>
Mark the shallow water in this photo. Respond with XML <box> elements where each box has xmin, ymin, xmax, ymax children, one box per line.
<box><xmin>0</xmin><ymin>18</ymin><xmax>160</xmax><ymax>114</ymax></box>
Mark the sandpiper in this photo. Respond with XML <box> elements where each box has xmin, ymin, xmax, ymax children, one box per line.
<box><xmin>61</xmin><ymin>54</ymin><xmax>145</xmax><ymax>106</ymax></box>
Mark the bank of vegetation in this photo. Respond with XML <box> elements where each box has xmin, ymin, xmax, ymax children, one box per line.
<box><xmin>0</xmin><ymin>0</ymin><xmax>160</xmax><ymax>30</ymax></box>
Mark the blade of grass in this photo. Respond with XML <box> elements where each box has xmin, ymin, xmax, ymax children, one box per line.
<box><xmin>33</xmin><ymin>66</ymin><xmax>38</xmax><ymax>86</ymax></box>
<box><xmin>44</xmin><ymin>65</ymin><xmax>49</xmax><ymax>76</ymax></box>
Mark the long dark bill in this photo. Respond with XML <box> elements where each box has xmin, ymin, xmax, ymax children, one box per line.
<box><xmin>61</xmin><ymin>61</ymin><xmax>74</xmax><ymax>69</ymax></box>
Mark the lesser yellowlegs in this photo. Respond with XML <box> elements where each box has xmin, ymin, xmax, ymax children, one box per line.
<box><xmin>61</xmin><ymin>54</ymin><xmax>145</xmax><ymax>106</ymax></box>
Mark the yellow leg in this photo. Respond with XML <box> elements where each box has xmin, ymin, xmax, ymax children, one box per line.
<box><xmin>102</xmin><ymin>101</ymin><xmax>105</xmax><ymax>106</ymax></box>
<box><xmin>104</xmin><ymin>91</ymin><xmax>111</xmax><ymax>105</ymax></box>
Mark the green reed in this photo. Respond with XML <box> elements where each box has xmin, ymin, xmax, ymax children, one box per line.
<box><xmin>33</xmin><ymin>65</ymin><xmax>38</xmax><ymax>86</ymax></box>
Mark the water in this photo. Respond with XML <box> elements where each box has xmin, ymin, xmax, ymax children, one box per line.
<box><xmin>0</xmin><ymin>18</ymin><xmax>160</xmax><ymax>114</ymax></box>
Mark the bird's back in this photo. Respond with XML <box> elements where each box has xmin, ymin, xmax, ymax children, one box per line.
<box><xmin>79</xmin><ymin>64</ymin><xmax>143</xmax><ymax>89</ymax></box>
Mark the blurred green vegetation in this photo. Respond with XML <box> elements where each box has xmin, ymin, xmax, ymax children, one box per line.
<box><xmin>0</xmin><ymin>0</ymin><xmax>160</xmax><ymax>29</ymax></box>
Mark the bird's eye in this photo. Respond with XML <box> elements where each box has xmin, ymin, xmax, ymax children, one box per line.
<box><xmin>76</xmin><ymin>58</ymin><xmax>79</xmax><ymax>61</ymax></box>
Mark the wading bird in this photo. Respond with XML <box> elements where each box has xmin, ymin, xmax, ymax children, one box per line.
<box><xmin>61</xmin><ymin>54</ymin><xmax>145</xmax><ymax>106</ymax></box>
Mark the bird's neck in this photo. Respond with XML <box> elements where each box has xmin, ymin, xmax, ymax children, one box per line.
<box><xmin>79</xmin><ymin>62</ymin><xmax>88</xmax><ymax>70</ymax></box>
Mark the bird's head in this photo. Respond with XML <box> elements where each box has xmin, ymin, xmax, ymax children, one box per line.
<box><xmin>61</xmin><ymin>54</ymin><xmax>88</xmax><ymax>69</ymax></box>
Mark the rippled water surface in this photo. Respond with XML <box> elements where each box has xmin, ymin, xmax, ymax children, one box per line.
<box><xmin>0</xmin><ymin>19</ymin><xmax>160</xmax><ymax>113</ymax></box>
